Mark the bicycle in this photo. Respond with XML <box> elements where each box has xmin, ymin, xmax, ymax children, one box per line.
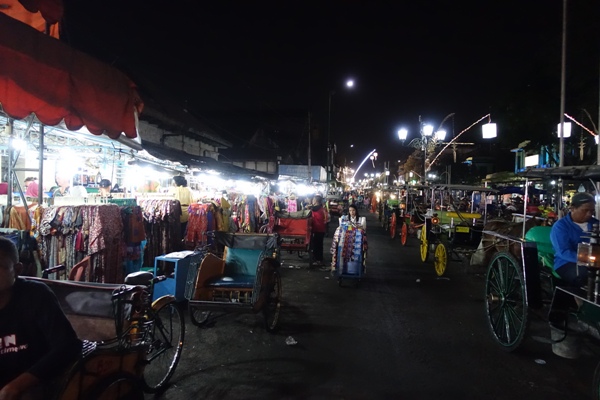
<box><xmin>29</xmin><ymin>267</ymin><xmax>185</xmax><ymax>397</ymax></box>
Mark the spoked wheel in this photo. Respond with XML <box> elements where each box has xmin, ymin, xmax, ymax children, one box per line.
<box><xmin>401</xmin><ymin>222</ymin><xmax>408</xmax><ymax>246</ymax></box>
<box><xmin>390</xmin><ymin>213</ymin><xmax>397</xmax><ymax>239</ymax></box>
<box><xmin>189</xmin><ymin>305</ymin><xmax>211</xmax><ymax>327</ymax></box>
<box><xmin>143</xmin><ymin>301</ymin><xmax>185</xmax><ymax>392</ymax></box>
<box><xmin>86</xmin><ymin>373</ymin><xmax>144</xmax><ymax>400</ymax></box>
<box><xmin>592</xmin><ymin>360</ymin><xmax>600</xmax><ymax>399</ymax></box>
<box><xmin>485</xmin><ymin>251</ymin><xmax>528</xmax><ymax>352</ymax></box>
<box><xmin>434</xmin><ymin>243</ymin><xmax>448</xmax><ymax>276</ymax></box>
<box><xmin>420</xmin><ymin>224</ymin><xmax>429</xmax><ymax>263</ymax></box>
<box><xmin>264</xmin><ymin>271</ymin><xmax>282</xmax><ymax>332</ymax></box>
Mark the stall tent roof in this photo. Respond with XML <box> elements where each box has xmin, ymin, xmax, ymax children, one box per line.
<box><xmin>0</xmin><ymin>12</ymin><xmax>143</xmax><ymax>139</ymax></box>
<box><xmin>142</xmin><ymin>141</ymin><xmax>278</xmax><ymax>180</ymax></box>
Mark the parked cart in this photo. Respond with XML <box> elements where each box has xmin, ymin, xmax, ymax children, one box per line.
<box><xmin>483</xmin><ymin>165</ymin><xmax>600</xmax><ymax>397</ymax></box>
<box><xmin>273</xmin><ymin>209</ymin><xmax>312</xmax><ymax>264</ymax></box>
<box><xmin>185</xmin><ymin>232</ymin><xmax>282</xmax><ymax>332</ymax></box>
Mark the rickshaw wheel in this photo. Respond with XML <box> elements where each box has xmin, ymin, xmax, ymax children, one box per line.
<box><xmin>592</xmin><ymin>360</ymin><xmax>600</xmax><ymax>399</ymax></box>
<box><xmin>189</xmin><ymin>306</ymin><xmax>211</xmax><ymax>327</ymax></box>
<box><xmin>85</xmin><ymin>373</ymin><xmax>144</xmax><ymax>400</ymax></box>
<box><xmin>390</xmin><ymin>213</ymin><xmax>397</xmax><ymax>239</ymax></box>
<box><xmin>420</xmin><ymin>224</ymin><xmax>429</xmax><ymax>263</ymax></box>
<box><xmin>143</xmin><ymin>301</ymin><xmax>185</xmax><ymax>392</ymax></box>
<box><xmin>264</xmin><ymin>271</ymin><xmax>282</xmax><ymax>333</ymax></box>
<box><xmin>485</xmin><ymin>251</ymin><xmax>528</xmax><ymax>352</ymax></box>
<box><xmin>401</xmin><ymin>222</ymin><xmax>408</xmax><ymax>246</ymax></box>
<box><xmin>434</xmin><ymin>243</ymin><xmax>447</xmax><ymax>276</ymax></box>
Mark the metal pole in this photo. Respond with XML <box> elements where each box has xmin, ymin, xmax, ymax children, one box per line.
<box><xmin>559</xmin><ymin>0</ymin><xmax>568</xmax><ymax>167</ymax></box>
<box><xmin>522</xmin><ymin>178</ymin><xmax>530</xmax><ymax>239</ymax></box>
<box><xmin>38</xmin><ymin>125</ymin><xmax>44</xmax><ymax>205</ymax></box>
<box><xmin>597</xmin><ymin>59</ymin><xmax>600</xmax><ymax>165</ymax></box>
<box><xmin>327</xmin><ymin>91</ymin><xmax>333</xmax><ymax>181</ymax></box>
<box><xmin>7</xmin><ymin>119</ymin><xmax>13</xmax><ymax>208</ymax></box>
<box><xmin>307</xmin><ymin>111</ymin><xmax>312</xmax><ymax>183</ymax></box>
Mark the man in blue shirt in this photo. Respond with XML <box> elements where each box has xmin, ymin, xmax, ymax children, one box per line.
<box><xmin>551</xmin><ymin>192</ymin><xmax>599</xmax><ymax>287</ymax></box>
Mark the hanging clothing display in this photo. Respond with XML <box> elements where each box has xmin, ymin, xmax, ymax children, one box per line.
<box><xmin>331</xmin><ymin>222</ymin><xmax>368</xmax><ymax>275</ymax></box>
<box><xmin>186</xmin><ymin>202</ymin><xmax>213</xmax><ymax>247</ymax></box>
<box><xmin>138</xmin><ymin>199</ymin><xmax>182</xmax><ymax>268</ymax></box>
<box><xmin>36</xmin><ymin>204</ymin><xmax>124</xmax><ymax>283</ymax></box>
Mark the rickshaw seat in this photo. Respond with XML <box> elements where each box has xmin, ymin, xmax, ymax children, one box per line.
<box><xmin>196</xmin><ymin>247</ymin><xmax>264</xmax><ymax>292</ymax></box>
<box><xmin>194</xmin><ymin>232</ymin><xmax>278</xmax><ymax>298</ymax></box>
<box><xmin>124</xmin><ymin>271</ymin><xmax>153</xmax><ymax>286</ymax></box>
<box><xmin>525</xmin><ymin>226</ymin><xmax>561</xmax><ymax>279</ymax></box>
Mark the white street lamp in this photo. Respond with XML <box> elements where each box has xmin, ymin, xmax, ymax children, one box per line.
<box><xmin>422</xmin><ymin>124</ymin><xmax>434</xmax><ymax>136</ymax></box>
<box><xmin>435</xmin><ymin>130</ymin><xmax>446</xmax><ymax>141</ymax></box>
<box><xmin>482</xmin><ymin>122</ymin><xmax>497</xmax><ymax>139</ymax></box>
<box><xmin>328</xmin><ymin>78</ymin><xmax>356</xmax><ymax>181</ymax></box>
<box><xmin>398</xmin><ymin>128</ymin><xmax>408</xmax><ymax>141</ymax></box>
<box><xmin>557</xmin><ymin>121</ymin><xmax>572</xmax><ymax>138</ymax></box>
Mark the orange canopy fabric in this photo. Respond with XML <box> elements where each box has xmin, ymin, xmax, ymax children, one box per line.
<box><xmin>0</xmin><ymin>13</ymin><xmax>143</xmax><ymax>138</ymax></box>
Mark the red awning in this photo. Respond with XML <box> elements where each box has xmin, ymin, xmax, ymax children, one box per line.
<box><xmin>0</xmin><ymin>0</ymin><xmax>62</xmax><ymax>36</ymax></box>
<box><xmin>0</xmin><ymin>12</ymin><xmax>143</xmax><ymax>139</ymax></box>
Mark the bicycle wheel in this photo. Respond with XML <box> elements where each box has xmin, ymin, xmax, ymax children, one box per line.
<box><xmin>86</xmin><ymin>373</ymin><xmax>144</xmax><ymax>400</ymax></box>
<box><xmin>189</xmin><ymin>304</ymin><xmax>211</xmax><ymax>327</ymax></box>
<box><xmin>390</xmin><ymin>213</ymin><xmax>397</xmax><ymax>239</ymax></box>
<box><xmin>143</xmin><ymin>301</ymin><xmax>185</xmax><ymax>392</ymax></box>
<box><xmin>264</xmin><ymin>270</ymin><xmax>282</xmax><ymax>332</ymax></box>
<box><xmin>485</xmin><ymin>251</ymin><xmax>528</xmax><ymax>352</ymax></box>
<box><xmin>400</xmin><ymin>222</ymin><xmax>408</xmax><ymax>246</ymax></box>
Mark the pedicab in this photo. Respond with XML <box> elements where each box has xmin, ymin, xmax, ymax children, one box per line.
<box><xmin>380</xmin><ymin>189</ymin><xmax>401</xmax><ymax>237</ymax></box>
<box><xmin>483</xmin><ymin>165</ymin><xmax>600</xmax><ymax>397</ymax></box>
<box><xmin>272</xmin><ymin>209</ymin><xmax>312</xmax><ymax>264</ymax></box>
<box><xmin>25</xmin><ymin>267</ymin><xmax>185</xmax><ymax>399</ymax></box>
<box><xmin>419</xmin><ymin>184</ymin><xmax>497</xmax><ymax>276</ymax></box>
<box><xmin>185</xmin><ymin>231</ymin><xmax>282</xmax><ymax>332</ymax></box>
<box><xmin>331</xmin><ymin>215</ymin><xmax>367</xmax><ymax>287</ymax></box>
<box><xmin>327</xmin><ymin>194</ymin><xmax>344</xmax><ymax>218</ymax></box>
<box><xmin>395</xmin><ymin>184</ymin><xmax>429</xmax><ymax>245</ymax></box>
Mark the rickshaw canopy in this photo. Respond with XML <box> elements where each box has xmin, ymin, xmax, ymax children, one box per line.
<box><xmin>518</xmin><ymin>166</ymin><xmax>600</xmax><ymax>180</ymax></box>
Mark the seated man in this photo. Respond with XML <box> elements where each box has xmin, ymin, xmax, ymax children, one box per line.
<box><xmin>550</xmin><ymin>192</ymin><xmax>599</xmax><ymax>287</ymax></box>
<box><xmin>0</xmin><ymin>237</ymin><xmax>82</xmax><ymax>399</ymax></box>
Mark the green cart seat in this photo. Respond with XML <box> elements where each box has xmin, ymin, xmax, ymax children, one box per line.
<box><xmin>525</xmin><ymin>226</ymin><xmax>561</xmax><ymax>280</ymax></box>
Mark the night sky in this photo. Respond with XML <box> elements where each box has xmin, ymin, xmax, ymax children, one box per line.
<box><xmin>61</xmin><ymin>0</ymin><xmax>598</xmax><ymax>171</ymax></box>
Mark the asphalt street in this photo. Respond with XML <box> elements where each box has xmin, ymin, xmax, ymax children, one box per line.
<box><xmin>148</xmin><ymin>210</ymin><xmax>599</xmax><ymax>400</ymax></box>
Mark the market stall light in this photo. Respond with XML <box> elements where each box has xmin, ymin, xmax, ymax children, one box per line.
<box><xmin>11</xmin><ymin>138</ymin><xmax>27</xmax><ymax>151</ymax></box>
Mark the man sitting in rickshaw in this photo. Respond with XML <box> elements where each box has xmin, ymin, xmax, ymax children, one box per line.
<box><xmin>550</xmin><ymin>192</ymin><xmax>599</xmax><ymax>287</ymax></box>
<box><xmin>0</xmin><ymin>237</ymin><xmax>82</xmax><ymax>399</ymax></box>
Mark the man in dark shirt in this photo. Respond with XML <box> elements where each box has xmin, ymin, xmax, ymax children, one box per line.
<box><xmin>0</xmin><ymin>237</ymin><xmax>81</xmax><ymax>399</ymax></box>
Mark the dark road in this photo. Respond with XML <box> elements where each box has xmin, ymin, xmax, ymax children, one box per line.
<box><xmin>149</xmin><ymin>210</ymin><xmax>598</xmax><ymax>400</ymax></box>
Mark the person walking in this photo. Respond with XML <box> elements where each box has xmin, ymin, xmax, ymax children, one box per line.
<box><xmin>310</xmin><ymin>195</ymin><xmax>328</xmax><ymax>268</ymax></box>
<box><xmin>171</xmin><ymin>176</ymin><xmax>194</xmax><ymax>238</ymax></box>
